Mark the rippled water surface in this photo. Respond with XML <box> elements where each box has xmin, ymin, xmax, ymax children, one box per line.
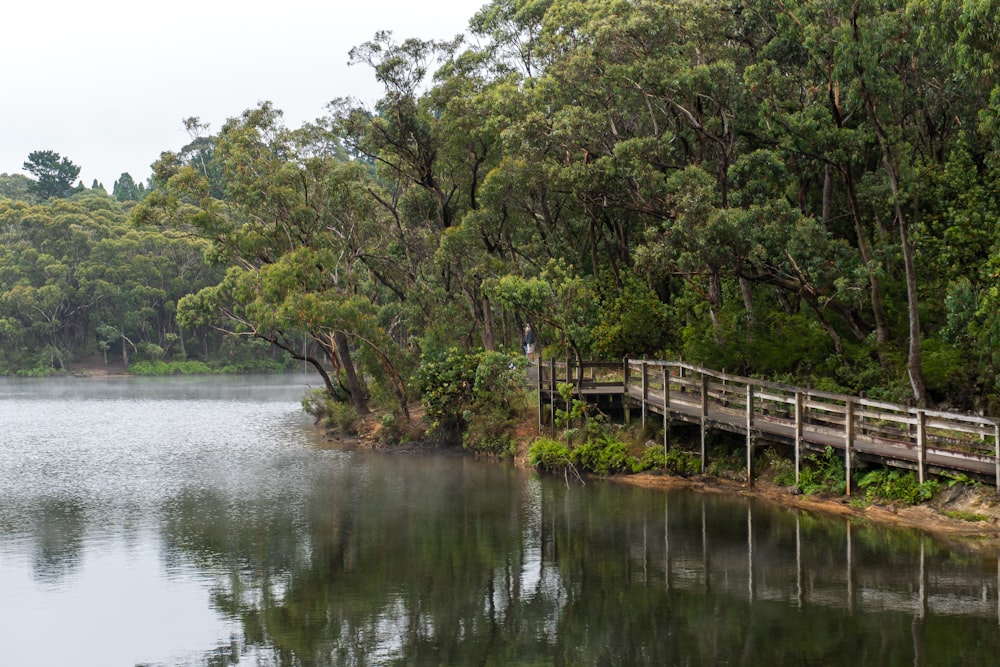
<box><xmin>3</xmin><ymin>374</ymin><xmax>1000</xmax><ymax>666</ymax></box>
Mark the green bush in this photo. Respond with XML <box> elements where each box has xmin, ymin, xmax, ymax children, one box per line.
<box><xmin>528</xmin><ymin>437</ymin><xmax>573</xmax><ymax>472</ymax></box>
<box><xmin>413</xmin><ymin>347</ymin><xmax>526</xmax><ymax>453</ymax></box>
<box><xmin>573</xmin><ymin>434</ymin><xmax>633</xmax><ymax>475</ymax></box>
<box><xmin>128</xmin><ymin>360</ymin><xmax>213</xmax><ymax>375</ymax></box>
<box><xmin>662</xmin><ymin>449</ymin><xmax>702</xmax><ymax>476</ymax></box>
<box><xmin>302</xmin><ymin>389</ymin><xmax>357</xmax><ymax>432</ymax></box>
<box><xmin>632</xmin><ymin>445</ymin><xmax>668</xmax><ymax>472</ymax></box>
<box><xmin>857</xmin><ymin>469</ymin><xmax>939</xmax><ymax>506</ymax></box>
<box><xmin>797</xmin><ymin>446</ymin><xmax>847</xmax><ymax>496</ymax></box>
<box><xmin>760</xmin><ymin>448</ymin><xmax>796</xmax><ymax>486</ymax></box>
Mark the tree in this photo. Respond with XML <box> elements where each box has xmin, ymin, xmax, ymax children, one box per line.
<box><xmin>112</xmin><ymin>173</ymin><xmax>143</xmax><ymax>201</ymax></box>
<box><xmin>0</xmin><ymin>173</ymin><xmax>36</xmax><ymax>202</ymax></box>
<box><xmin>23</xmin><ymin>150</ymin><xmax>81</xmax><ymax>200</ymax></box>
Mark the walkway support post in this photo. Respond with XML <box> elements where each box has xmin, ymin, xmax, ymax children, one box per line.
<box><xmin>641</xmin><ymin>360</ymin><xmax>648</xmax><ymax>432</ymax></box>
<box><xmin>663</xmin><ymin>365</ymin><xmax>670</xmax><ymax>454</ymax></box>
<box><xmin>746</xmin><ymin>384</ymin><xmax>755</xmax><ymax>487</ymax></box>
<box><xmin>537</xmin><ymin>355</ymin><xmax>543</xmax><ymax>433</ymax></box>
<box><xmin>623</xmin><ymin>358</ymin><xmax>631</xmax><ymax>426</ymax></box>
<box><xmin>700</xmin><ymin>373</ymin><xmax>709</xmax><ymax>473</ymax></box>
<box><xmin>995</xmin><ymin>422</ymin><xmax>1000</xmax><ymax>494</ymax></box>
<box><xmin>845</xmin><ymin>400</ymin><xmax>855</xmax><ymax>496</ymax></box>
<box><xmin>794</xmin><ymin>391</ymin><xmax>803</xmax><ymax>487</ymax></box>
<box><xmin>916</xmin><ymin>410</ymin><xmax>926</xmax><ymax>484</ymax></box>
<box><xmin>549</xmin><ymin>358</ymin><xmax>556</xmax><ymax>435</ymax></box>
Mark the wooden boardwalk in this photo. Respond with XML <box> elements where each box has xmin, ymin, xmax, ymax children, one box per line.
<box><xmin>537</xmin><ymin>359</ymin><xmax>1000</xmax><ymax>492</ymax></box>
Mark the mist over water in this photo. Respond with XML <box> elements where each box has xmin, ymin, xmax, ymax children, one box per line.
<box><xmin>2</xmin><ymin>375</ymin><xmax>999</xmax><ymax>666</ymax></box>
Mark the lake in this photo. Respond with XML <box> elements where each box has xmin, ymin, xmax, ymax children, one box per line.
<box><xmin>1</xmin><ymin>374</ymin><xmax>999</xmax><ymax>665</ymax></box>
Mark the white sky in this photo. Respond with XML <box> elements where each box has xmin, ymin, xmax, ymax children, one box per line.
<box><xmin>2</xmin><ymin>0</ymin><xmax>486</xmax><ymax>189</ymax></box>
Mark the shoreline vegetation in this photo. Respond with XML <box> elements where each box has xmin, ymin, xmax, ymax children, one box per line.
<box><xmin>11</xmin><ymin>0</ymin><xmax>1000</xmax><ymax>548</ymax></box>
<box><xmin>53</xmin><ymin>361</ymin><xmax>1000</xmax><ymax>542</ymax></box>
<box><xmin>341</xmin><ymin>394</ymin><xmax>1000</xmax><ymax>546</ymax></box>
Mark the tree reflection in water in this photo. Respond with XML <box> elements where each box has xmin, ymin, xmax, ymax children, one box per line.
<box><xmin>159</xmin><ymin>452</ymin><xmax>1000</xmax><ymax>666</ymax></box>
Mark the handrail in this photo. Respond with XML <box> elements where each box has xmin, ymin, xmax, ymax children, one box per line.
<box><xmin>539</xmin><ymin>358</ymin><xmax>1000</xmax><ymax>491</ymax></box>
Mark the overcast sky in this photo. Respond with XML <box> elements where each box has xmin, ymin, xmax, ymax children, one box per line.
<box><xmin>2</xmin><ymin>0</ymin><xmax>486</xmax><ymax>190</ymax></box>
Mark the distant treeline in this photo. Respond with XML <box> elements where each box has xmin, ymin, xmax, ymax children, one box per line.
<box><xmin>4</xmin><ymin>0</ymin><xmax>1000</xmax><ymax>417</ymax></box>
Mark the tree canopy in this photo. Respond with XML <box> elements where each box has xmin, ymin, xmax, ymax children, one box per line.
<box><xmin>6</xmin><ymin>0</ymin><xmax>1000</xmax><ymax>416</ymax></box>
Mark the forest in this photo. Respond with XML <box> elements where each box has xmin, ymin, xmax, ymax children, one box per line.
<box><xmin>4</xmin><ymin>0</ymin><xmax>1000</xmax><ymax>428</ymax></box>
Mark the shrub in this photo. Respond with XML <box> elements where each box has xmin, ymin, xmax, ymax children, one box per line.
<box><xmin>302</xmin><ymin>389</ymin><xmax>357</xmax><ymax>432</ymax></box>
<box><xmin>129</xmin><ymin>360</ymin><xmax>213</xmax><ymax>375</ymax></box>
<box><xmin>857</xmin><ymin>469</ymin><xmax>939</xmax><ymax>506</ymax></box>
<box><xmin>573</xmin><ymin>434</ymin><xmax>633</xmax><ymax>475</ymax></box>
<box><xmin>662</xmin><ymin>449</ymin><xmax>702</xmax><ymax>476</ymax></box>
<box><xmin>632</xmin><ymin>445</ymin><xmax>668</xmax><ymax>472</ymax></box>
<box><xmin>413</xmin><ymin>347</ymin><xmax>526</xmax><ymax>453</ymax></box>
<box><xmin>797</xmin><ymin>446</ymin><xmax>846</xmax><ymax>496</ymax></box>
<box><xmin>528</xmin><ymin>437</ymin><xmax>573</xmax><ymax>472</ymax></box>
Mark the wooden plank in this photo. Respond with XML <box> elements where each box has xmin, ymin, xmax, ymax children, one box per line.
<box><xmin>845</xmin><ymin>400</ymin><xmax>854</xmax><ymax>496</ymax></box>
<box><xmin>916</xmin><ymin>410</ymin><xmax>926</xmax><ymax>484</ymax></box>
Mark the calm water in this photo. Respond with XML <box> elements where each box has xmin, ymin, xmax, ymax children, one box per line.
<box><xmin>2</xmin><ymin>375</ymin><xmax>1000</xmax><ymax>666</ymax></box>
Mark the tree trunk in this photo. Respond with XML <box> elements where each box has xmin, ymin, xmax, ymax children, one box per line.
<box><xmin>480</xmin><ymin>295</ymin><xmax>495</xmax><ymax>351</ymax></box>
<box><xmin>739</xmin><ymin>277</ymin><xmax>755</xmax><ymax>340</ymax></box>
<box><xmin>841</xmin><ymin>167</ymin><xmax>891</xmax><ymax>362</ymax></box>
<box><xmin>333</xmin><ymin>331</ymin><xmax>368</xmax><ymax>414</ymax></box>
<box><xmin>885</xmin><ymin>160</ymin><xmax>927</xmax><ymax>406</ymax></box>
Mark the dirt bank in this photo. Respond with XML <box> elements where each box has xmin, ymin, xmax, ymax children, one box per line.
<box><xmin>359</xmin><ymin>412</ymin><xmax>1000</xmax><ymax>544</ymax></box>
<box><xmin>605</xmin><ymin>470</ymin><xmax>1000</xmax><ymax>541</ymax></box>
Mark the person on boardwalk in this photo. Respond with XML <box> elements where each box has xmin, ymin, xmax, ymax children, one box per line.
<box><xmin>523</xmin><ymin>324</ymin><xmax>536</xmax><ymax>363</ymax></box>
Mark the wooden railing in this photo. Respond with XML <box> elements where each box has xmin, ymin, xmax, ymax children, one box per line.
<box><xmin>538</xmin><ymin>358</ymin><xmax>1000</xmax><ymax>492</ymax></box>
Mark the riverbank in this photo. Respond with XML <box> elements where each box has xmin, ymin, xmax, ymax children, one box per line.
<box><xmin>350</xmin><ymin>410</ymin><xmax>1000</xmax><ymax>544</ymax></box>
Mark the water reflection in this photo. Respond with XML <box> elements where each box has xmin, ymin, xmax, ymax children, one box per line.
<box><xmin>3</xmin><ymin>376</ymin><xmax>1000</xmax><ymax>665</ymax></box>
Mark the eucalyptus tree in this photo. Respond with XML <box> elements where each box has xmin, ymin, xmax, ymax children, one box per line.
<box><xmin>137</xmin><ymin>103</ymin><xmax>419</xmax><ymax>413</ymax></box>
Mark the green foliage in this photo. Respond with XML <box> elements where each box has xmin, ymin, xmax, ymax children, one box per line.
<box><xmin>940</xmin><ymin>471</ymin><xmax>980</xmax><ymax>489</ymax></box>
<box><xmin>857</xmin><ymin>469</ymin><xmax>940</xmax><ymax>506</ymax></box>
<box><xmin>632</xmin><ymin>445</ymin><xmax>668</xmax><ymax>473</ymax></box>
<box><xmin>128</xmin><ymin>360</ymin><xmax>212</xmax><ymax>375</ymax></box>
<box><xmin>797</xmin><ymin>447</ymin><xmax>847</xmax><ymax>496</ymax></box>
<box><xmin>413</xmin><ymin>347</ymin><xmax>525</xmax><ymax>453</ymax></box>
<box><xmin>572</xmin><ymin>433</ymin><xmax>631</xmax><ymax>475</ymax></box>
<box><xmin>591</xmin><ymin>275</ymin><xmax>672</xmax><ymax>360</ymax></box>
<box><xmin>23</xmin><ymin>150</ymin><xmax>81</xmax><ymax>199</ymax></box>
<box><xmin>29</xmin><ymin>0</ymin><xmax>1000</xmax><ymax>416</ymax></box>
<box><xmin>944</xmin><ymin>510</ymin><xmax>989</xmax><ymax>522</ymax></box>
<box><xmin>761</xmin><ymin>448</ymin><xmax>797</xmax><ymax>487</ymax></box>
<box><xmin>527</xmin><ymin>437</ymin><xmax>573</xmax><ymax>472</ymax></box>
<box><xmin>301</xmin><ymin>389</ymin><xmax>357</xmax><ymax>432</ymax></box>
<box><xmin>660</xmin><ymin>448</ymin><xmax>702</xmax><ymax>477</ymax></box>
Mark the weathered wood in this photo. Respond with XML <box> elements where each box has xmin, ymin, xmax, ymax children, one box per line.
<box><xmin>541</xmin><ymin>358</ymin><xmax>1000</xmax><ymax>488</ymax></box>
<box><xmin>641</xmin><ymin>360</ymin><xmax>648</xmax><ymax>432</ymax></box>
<box><xmin>746</xmin><ymin>384</ymin><xmax>755</xmax><ymax>487</ymax></box>
<box><xmin>995</xmin><ymin>423</ymin><xmax>999</xmax><ymax>494</ymax></box>
<box><xmin>845</xmin><ymin>400</ymin><xmax>854</xmax><ymax>496</ymax></box>
<box><xmin>916</xmin><ymin>410</ymin><xmax>926</xmax><ymax>484</ymax></box>
<box><xmin>794</xmin><ymin>391</ymin><xmax>803</xmax><ymax>487</ymax></box>
<box><xmin>663</xmin><ymin>366</ymin><xmax>670</xmax><ymax>454</ymax></box>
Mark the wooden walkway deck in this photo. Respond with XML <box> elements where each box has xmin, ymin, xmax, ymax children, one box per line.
<box><xmin>537</xmin><ymin>359</ymin><xmax>1000</xmax><ymax>492</ymax></box>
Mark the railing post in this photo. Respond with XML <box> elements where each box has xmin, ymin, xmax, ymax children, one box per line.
<box><xmin>700</xmin><ymin>373</ymin><xmax>709</xmax><ymax>473</ymax></box>
<box><xmin>794</xmin><ymin>391</ymin><xmax>804</xmax><ymax>487</ymax></box>
<box><xmin>537</xmin><ymin>351</ymin><xmax>543</xmax><ymax>433</ymax></box>
<box><xmin>845</xmin><ymin>400</ymin><xmax>854</xmax><ymax>496</ymax></box>
<box><xmin>549</xmin><ymin>358</ymin><xmax>556</xmax><ymax>435</ymax></box>
<box><xmin>994</xmin><ymin>422</ymin><xmax>1000</xmax><ymax>494</ymax></box>
<box><xmin>746</xmin><ymin>384</ymin><xmax>755</xmax><ymax>487</ymax></box>
<box><xmin>701</xmin><ymin>374</ymin><xmax>709</xmax><ymax>418</ymax></box>
<box><xmin>916</xmin><ymin>410</ymin><xmax>926</xmax><ymax>485</ymax></box>
<box><xmin>623</xmin><ymin>358</ymin><xmax>631</xmax><ymax>425</ymax></box>
<box><xmin>663</xmin><ymin>366</ymin><xmax>670</xmax><ymax>454</ymax></box>
<box><xmin>641</xmin><ymin>360</ymin><xmax>649</xmax><ymax>432</ymax></box>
